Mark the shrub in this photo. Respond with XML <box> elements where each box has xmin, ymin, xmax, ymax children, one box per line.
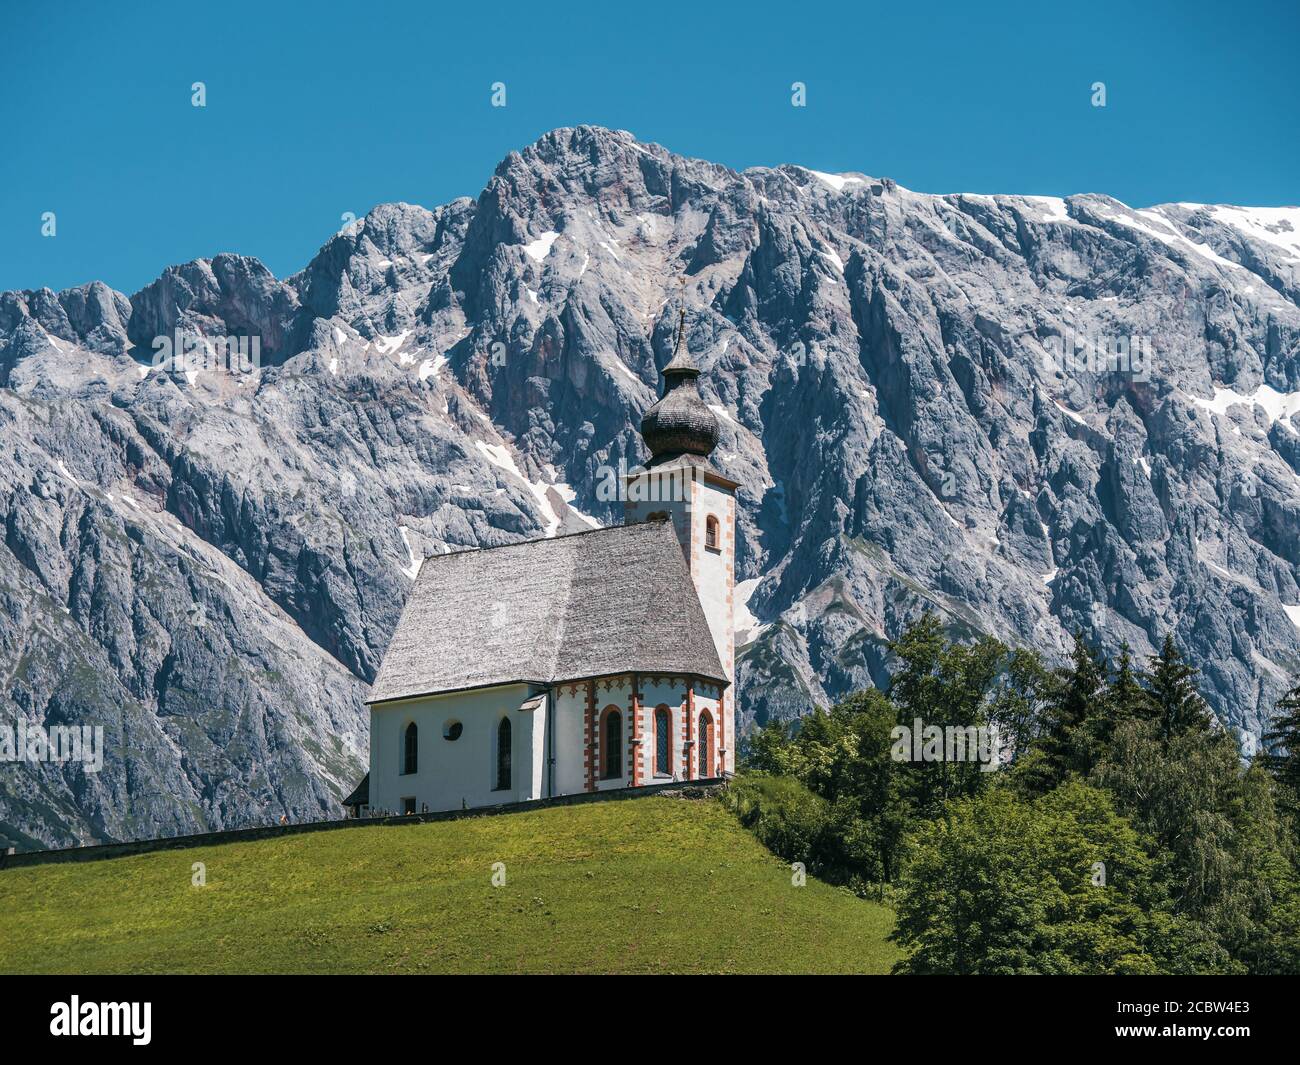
<box><xmin>724</xmin><ymin>773</ymin><xmax>831</xmax><ymax>875</ymax></box>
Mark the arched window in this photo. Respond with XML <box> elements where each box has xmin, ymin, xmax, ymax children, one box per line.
<box><xmin>698</xmin><ymin>712</ymin><xmax>712</xmax><ymax>778</ymax></box>
<box><xmin>705</xmin><ymin>515</ymin><xmax>720</xmax><ymax>550</ymax></box>
<box><xmin>655</xmin><ymin>705</ymin><xmax>672</xmax><ymax>776</ymax></box>
<box><xmin>495</xmin><ymin>717</ymin><xmax>512</xmax><ymax>791</ymax></box>
<box><xmin>403</xmin><ymin>722</ymin><xmax>418</xmax><ymax>775</ymax></box>
<box><xmin>602</xmin><ymin>708</ymin><xmax>623</xmax><ymax>780</ymax></box>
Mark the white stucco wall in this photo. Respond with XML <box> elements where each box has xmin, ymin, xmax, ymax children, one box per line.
<box><xmin>368</xmin><ymin>683</ymin><xmax>543</xmax><ymax>814</ymax></box>
<box><xmin>554</xmin><ymin>685</ymin><xmax>587</xmax><ymax>796</ymax></box>
<box><xmin>690</xmin><ymin>477</ymin><xmax>735</xmax><ymax>774</ymax></box>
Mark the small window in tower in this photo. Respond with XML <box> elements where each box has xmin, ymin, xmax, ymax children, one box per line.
<box><xmin>647</xmin><ymin>511</ymin><xmax>669</xmax><ymax>523</ymax></box>
<box><xmin>705</xmin><ymin>515</ymin><xmax>720</xmax><ymax>551</ymax></box>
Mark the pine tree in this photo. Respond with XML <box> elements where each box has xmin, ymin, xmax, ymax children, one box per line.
<box><xmin>1107</xmin><ymin>643</ymin><xmax>1149</xmax><ymax>723</ymax></box>
<box><xmin>1144</xmin><ymin>634</ymin><xmax>1215</xmax><ymax>744</ymax></box>
<box><xmin>1261</xmin><ymin>683</ymin><xmax>1300</xmax><ymax>794</ymax></box>
<box><xmin>1035</xmin><ymin>630</ymin><xmax>1108</xmax><ymax>786</ymax></box>
<box><xmin>1080</xmin><ymin>641</ymin><xmax>1149</xmax><ymax>762</ymax></box>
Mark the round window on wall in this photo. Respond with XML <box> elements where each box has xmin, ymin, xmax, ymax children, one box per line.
<box><xmin>443</xmin><ymin>720</ymin><xmax>463</xmax><ymax>741</ymax></box>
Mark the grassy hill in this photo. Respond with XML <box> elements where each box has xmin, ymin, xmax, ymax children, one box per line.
<box><xmin>0</xmin><ymin>796</ymin><xmax>898</xmax><ymax>974</ymax></box>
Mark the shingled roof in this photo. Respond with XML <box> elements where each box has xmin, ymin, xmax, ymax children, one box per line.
<box><xmin>368</xmin><ymin>519</ymin><xmax>728</xmax><ymax>705</ymax></box>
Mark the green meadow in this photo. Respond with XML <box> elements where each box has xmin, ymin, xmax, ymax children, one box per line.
<box><xmin>0</xmin><ymin>797</ymin><xmax>897</xmax><ymax>974</ymax></box>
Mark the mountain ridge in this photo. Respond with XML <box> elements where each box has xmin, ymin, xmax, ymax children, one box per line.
<box><xmin>3</xmin><ymin>124</ymin><xmax>1300</xmax><ymax>849</ymax></box>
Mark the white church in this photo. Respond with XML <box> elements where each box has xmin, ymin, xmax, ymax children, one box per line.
<box><xmin>345</xmin><ymin>316</ymin><xmax>737</xmax><ymax>817</ymax></box>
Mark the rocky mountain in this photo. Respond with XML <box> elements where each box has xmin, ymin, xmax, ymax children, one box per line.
<box><xmin>3</xmin><ymin>126</ymin><xmax>1300</xmax><ymax>849</ymax></box>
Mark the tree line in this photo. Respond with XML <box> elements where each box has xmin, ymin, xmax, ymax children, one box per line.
<box><xmin>731</xmin><ymin>615</ymin><xmax>1300</xmax><ymax>974</ymax></box>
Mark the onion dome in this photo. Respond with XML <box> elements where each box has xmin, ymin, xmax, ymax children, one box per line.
<box><xmin>640</xmin><ymin>310</ymin><xmax>720</xmax><ymax>461</ymax></box>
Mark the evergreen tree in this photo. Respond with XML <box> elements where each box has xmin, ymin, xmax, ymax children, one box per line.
<box><xmin>1261</xmin><ymin>682</ymin><xmax>1300</xmax><ymax>794</ymax></box>
<box><xmin>1106</xmin><ymin>643</ymin><xmax>1149</xmax><ymax>724</ymax></box>
<box><xmin>1071</xmin><ymin>641</ymin><xmax>1150</xmax><ymax>768</ymax></box>
<box><xmin>1033</xmin><ymin>630</ymin><xmax>1108</xmax><ymax>788</ymax></box>
<box><xmin>1144</xmin><ymin>633</ymin><xmax>1215</xmax><ymax>744</ymax></box>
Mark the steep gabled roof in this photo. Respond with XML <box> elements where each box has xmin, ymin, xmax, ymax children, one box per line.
<box><xmin>368</xmin><ymin>520</ymin><xmax>727</xmax><ymax>705</ymax></box>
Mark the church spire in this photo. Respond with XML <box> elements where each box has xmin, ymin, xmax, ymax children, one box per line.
<box><xmin>640</xmin><ymin>308</ymin><xmax>720</xmax><ymax>464</ymax></box>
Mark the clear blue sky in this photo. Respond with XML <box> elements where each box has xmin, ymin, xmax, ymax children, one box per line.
<box><xmin>2</xmin><ymin>0</ymin><xmax>1296</xmax><ymax>296</ymax></box>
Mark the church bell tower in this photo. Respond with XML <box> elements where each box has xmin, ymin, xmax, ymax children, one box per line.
<box><xmin>625</xmin><ymin>309</ymin><xmax>738</xmax><ymax>775</ymax></box>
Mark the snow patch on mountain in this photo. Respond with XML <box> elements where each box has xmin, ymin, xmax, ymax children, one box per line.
<box><xmin>523</xmin><ymin>231</ymin><xmax>559</xmax><ymax>262</ymax></box>
<box><xmin>805</xmin><ymin>169</ymin><xmax>864</xmax><ymax>192</ymax></box>
<box><xmin>1188</xmin><ymin>385</ymin><xmax>1300</xmax><ymax>425</ymax></box>
<box><xmin>398</xmin><ymin>525</ymin><xmax>422</xmax><ymax>579</ymax></box>
<box><xmin>1211</xmin><ymin>205</ymin><xmax>1300</xmax><ymax>260</ymax></box>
